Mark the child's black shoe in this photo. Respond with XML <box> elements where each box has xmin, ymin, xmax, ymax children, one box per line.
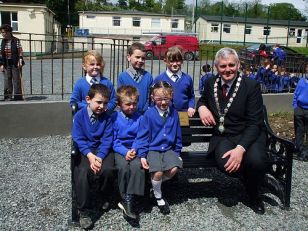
<box><xmin>118</xmin><ymin>201</ymin><xmax>137</xmax><ymax>220</ymax></box>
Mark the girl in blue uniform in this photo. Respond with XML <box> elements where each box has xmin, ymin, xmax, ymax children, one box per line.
<box><xmin>136</xmin><ymin>81</ymin><xmax>183</xmax><ymax>215</ymax></box>
<box><xmin>70</xmin><ymin>50</ymin><xmax>116</xmax><ymax>114</ymax></box>
<box><xmin>154</xmin><ymin>46</ymin><xmax>195</xmax><ymax>117</ymax></box>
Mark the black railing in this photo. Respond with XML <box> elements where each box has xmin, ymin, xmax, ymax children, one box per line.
<box><xmin>0</xmin><ymin>35</ymin><xmax>306</xmax><ymax>101</ymax></box>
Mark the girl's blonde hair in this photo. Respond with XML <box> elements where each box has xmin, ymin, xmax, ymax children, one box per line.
<box><xmin>83</xmin><ymin>50</ymin><xmax>105</xmax><ymax>75</ymax></box>
<box><xmin>150</xmin><ymin>81</ymin><xmax>173</xmax><ymax>97</ymax></box>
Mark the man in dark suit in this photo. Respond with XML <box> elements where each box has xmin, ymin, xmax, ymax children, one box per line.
<box><xmin>197</xmin><ymin>47</ymin><xmax>268</xmax><ymax>214</ymax></box>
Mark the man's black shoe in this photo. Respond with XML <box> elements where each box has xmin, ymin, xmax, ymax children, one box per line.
<box><xmin>297</xmin><ymin>151</ymin><xmax>308</xmax><ymax>161</ymax></box>
<box><xmin>249</xmin><ymin>197</ymin><xmax>265</xmax><ymax>215</ymax></box>
<box><xmin>157</xmin><ymin>199</ymin><xmax>170</xmax><ymax>215</ymax></box>
<box><xmin>118</xmin><ymin>201</ymin><xmax>137</xmax><ymax>220</ymax></box>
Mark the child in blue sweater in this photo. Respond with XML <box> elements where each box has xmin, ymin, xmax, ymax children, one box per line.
<box><xmin>72</xmin><ymin>84</ymin><xmax>114</xmax><ymax>229</ymax></box>
<box><xmin>154</xmin><ymin>46</ymin><xmax>195</xmax><ymax>117</ymax></box>
<box><xmin>136</xmin><ymin>81</ymin><xmax>183</xmax><ymax>215</ymax></box>
<box><xmin>112</xmin><ymin>85</ymin><xmax>144</xmax><ymax>220</ymax></box>
<box><xmin>70</xmin><ymin>50</ymin><xmax>116</xmax><ymax>114</ymax></box>
<box><xmin>292</xmin><ymin>76</ymin><xmax>308</xmax><ymax>160</ymax></box>
<box><xmin>117</xmin><ymin>42</ymin><xmax>153</xmax><ymax>113</ymax></box>
<box><xmin>199</xmin><ymin>64</ymin><xmax>213</xmax><ymax>95</ymax></box>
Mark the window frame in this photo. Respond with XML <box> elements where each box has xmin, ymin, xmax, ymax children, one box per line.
<box><xmin>211</xmin><ymin>23</ymin><xmax>219</xmax><ymax>33</ymax></box>
<box><xmin>0</xmin><ymin>11</ymin><xmax>18</xmax><ymax>31</ymax></box>
<box><xmin>112</xmin><ymin>16</ymin><xmax>121</xmax><ymax>27</ymax></box>
<box><xmin>223</xmin><ymin>24</ymin><xmax>231</xmax><ymax>33</ymax></box>
<box><xmin>263</xmin><ymin>26</ymin><xmax>271</xmax><ymax>36</ymax></box>
<box><xmin>171</xmin><ymin>18</ymin><xmax>179</xmax><ymax>29</ymax></box>
<box><xmin>132</xmin><ymin>17</ymin><xmax>141</xmax><ymax>27</ymax></box>
<box><xmin>245</xmin><ymin>25</ymin><xmax>252</xmax><ymax>35</ymax></box>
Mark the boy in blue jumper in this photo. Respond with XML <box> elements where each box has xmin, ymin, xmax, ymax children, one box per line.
<box><xmin>199</xmin><ymin>64</ymin><xmax>213</xmax><ymax>95</ymax></box>
<box><xmin>154</xmin><ymin>46</ymin><xmax>195</xmax><ymax>117</ymax></box>
<box><xmin>136</xmin><ymin>81</ymin><xmax>183</xmax><ymax>215</ymax></box>
<box><xmin>72</xmin><ymin>84</ymin><xmax>114</xmax><ymax>229</ymax></box>
<box><xmin>117</xmin><ymin>42</ymin><xmax>153</xmax><ymax>113</ymax></box>
<box><xmin>292</xmin><ymin>76</ymin><xmax>308</xmax><ymax>161</ymax></box>
<box><xmin>70</xmin><ymin>50</ymin><xmax>116</xmax><ymax>114</ymax></box>
<box><xmin>112</xmin><ymin>85</ymin><xmax>145</xmax><ymax>220</ymax></box>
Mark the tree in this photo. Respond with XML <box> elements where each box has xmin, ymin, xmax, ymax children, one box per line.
<box><xmin>269</xmin><ymin>3</ymin><xmax>306</xmax><ymax>21</ymax></box>
<box><xmin>118</xmin><ymin>0</ymin><xmax>128</xmax><ymax>8</ymax></box>
<box><xmin>164</xmin><ymin>0</ymin><xmax>185</xmax><ymax>15</ymax></box>
<box><xmin>246</xmin><ymin>1</ymin><xmax>267</xmax><ymax>18</ymax></box>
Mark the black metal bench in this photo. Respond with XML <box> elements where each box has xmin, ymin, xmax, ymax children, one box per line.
<box><xmin>69</xmin><ymin>104</ymin><xmax>294</xmax><ymax>225</ymax></box>
<box><xmin>179</xmin><ymin>105</ymin><xmax>294</xmax><ymax>209</ymax></box>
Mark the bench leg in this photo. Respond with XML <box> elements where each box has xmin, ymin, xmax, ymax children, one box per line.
<box><xmin>68</xmin><ymin>147</ymin><xmax>80</xmax><ymax>226</ymax></box>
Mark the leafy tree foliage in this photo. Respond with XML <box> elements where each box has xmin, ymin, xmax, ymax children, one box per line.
<box><xmin>2</xmin><ymin>0</ymin><xmax>306</xmax><ymax>29</ymax></box>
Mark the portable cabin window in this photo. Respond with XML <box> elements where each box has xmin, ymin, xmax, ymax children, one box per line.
<box><xmin>263</xmin><ymin>26</ymin><xmax>271</xmax><ymax>35</ymax></box>
<box><xmin>245</xmin><ymin>25</ymin><xmax>252</xmax><ymax>34</ymax></box>
<box><xmin>171</xmin><ymin>19</ymin><xmax>179</xmax><ymax>29</ymax></box>
<box><xmin>113</xmin><ymin>16</ymin><xmax>121</xmax><ymax>26</ymax></box>
<box><xmin>289</xmin><ymin>28</ymin><xmax>295</xmax><ymax>37</ymax></box>
<box><xmin>0</xmin><ymin>12</ymin><xmax>18</xmax><ymax>31</ymax></box>
<box><xmin>132</xmin><ymin>17</ymin><xmax>141</xmax><ymax>27</ymax></box>
<box><xmin>151</xmin><ymin>18</ymin><xmax>161</xmax><ymax>28</ymax></box>
<box><xmin>211</xmin><ymin>23</ymin><xmax>219</xmax><ymax>33</ymax></box>
<box><xmin>223</xmin><ymin>24</ymin><xmax>231</xmax><ymax>33</ymax></box>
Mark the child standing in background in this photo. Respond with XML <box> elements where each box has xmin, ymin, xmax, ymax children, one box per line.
<box><xmin>70</xmin><ymin>50</ymin><xmax>116</xmax><ymax>114</ymax></box>
<box><xmin>136</xmin><ymin>81</ymin><xmax>183</xmax><ymax>215</ymax></box>
<box><xmin>292</xmin><ymin>76</ymin><xmax>308</xmax><ymax>161</ymax></box>
<box><xmin>72</xmin><ymin>84</ymin><xmax>114</xmax><ymax>229</ymax></box>
<box><xmin>112</xmin><ymin>85</ymin><xmax>145</xmax><ymax>220</ymax></box>
<box><xmin>154</xmin><ymin>46</ymin><xmax>195</xmax><ymax>117</ymax></box>
<box><xmin>117</xmin><ymin>42</ymin><xmax>153</xmax><ymax>114</ymax></box>
<box><xmin>199</xmin><ymin>64</ymin><xmax>213</xmax><ymax>95</ymax></box>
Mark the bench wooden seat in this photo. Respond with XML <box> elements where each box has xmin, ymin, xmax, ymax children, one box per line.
<box><xmin>69</xmin><ymin>103</ymin><xmax>294</xmax><ymax>225</ymax></box>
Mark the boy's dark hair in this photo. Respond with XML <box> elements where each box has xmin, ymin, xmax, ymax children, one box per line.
<box><xmin>127</xmin><ymin>42</ymin><xmax>145</xmax><ymax>55</ymax></box>
<box><xmin>0</xmin><ymin>24</ymin><xmax>13</xmax><ymax>33</ymax></box>
<box><xmin>88</xmin><ymin>84</ymin><xmax>110</xmax><ymax>99</ymax></box>
<box><xmin>202</xmin><ymin>64</ymin><xmax>211</xmax><ymax>73</ymax></box>
<box><xmin>164</xmin><ymin>46</ymin><xmax>183</xmax><ymax>62</ymax></box>
<box><xmin>116</xmin><ymin>85</ymin><xmax>139</xmax><ymax>104</ymax></box>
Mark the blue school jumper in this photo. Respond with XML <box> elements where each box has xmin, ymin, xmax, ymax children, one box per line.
<box><xmin>136</xmin><ymin>106</ymin><xmax>182</xmax><ymax>158</ymax></box>
<box><xmin>199</xmin><ymin>72</ymin><xmax>213</xmax><ymax>95</ymax></box>
<box><xmin>112</xmin><ymin>111</ymin><xmax>143</xmax><ymax>157</ymax></box>
<box><xmin>70</xmin><ymin>77</ymin><xmax>116</xmax><ymax>112</ymax></box>
<box><xmin>117</xmin><ymin>71</ymin><xmax>153</xmax><ymax>113</ymax></box>
<box><xmin>293</xmin><ymin>78</ymin><xmax>308</xmax><ymax>109</ymax></box>
<box><xmin>72</xmin><ymin>107</ymin><xmax>113</xmax><ymax>159</ymax></box>
<box><xmin>154</xmin><ymin>72</ymin><xmax>195</xmax><ymax>111</ymax></box>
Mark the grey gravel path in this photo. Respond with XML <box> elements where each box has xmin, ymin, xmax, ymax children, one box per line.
<box><xmin>0</xmin><ymin>135</ymin><xmax>307</xmax><ymax>231</ymax></box>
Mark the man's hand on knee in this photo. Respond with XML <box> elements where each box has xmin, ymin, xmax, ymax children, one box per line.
<box><xmin>222</xmin><ymin>147</ymin><xmax>245</xmax><ymax>173</ymax></box>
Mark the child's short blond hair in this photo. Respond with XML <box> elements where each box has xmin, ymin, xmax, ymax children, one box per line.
<box><xmin>164</xmin><ymin>46</ymin><xmax>183</xmax><ymax>62</ymax></box>
<box><xmin>116</xmin><ymin>85</ymin><xmax>139</xmax><ymax>105</ymax></box>
<box><xmin>83</xmin><ymin>50</ymin><xmax>105</xmax><ymax>74</ymax></box>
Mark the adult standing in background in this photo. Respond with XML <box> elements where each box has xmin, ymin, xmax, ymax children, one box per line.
<box><xmin>197</xmin><ymin>47</ymin><xmax>268</xmax><ymax>214</ymax></box>
<box><xmin>0</xmin><ymin>24</ymin><xmax>24</xmax><ymax>101</ymax></box>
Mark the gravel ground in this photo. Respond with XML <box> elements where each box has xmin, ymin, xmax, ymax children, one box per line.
<box><xmin>0</xmin><ymin>135</ymin><xmax>307</xmax><ymax>231</ymax></box>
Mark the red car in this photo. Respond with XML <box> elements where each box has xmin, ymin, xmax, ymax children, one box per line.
<box><xmin>144</xmin><ymin>34</ymin><xmax>199</xmax><ymax>61</ymax></box>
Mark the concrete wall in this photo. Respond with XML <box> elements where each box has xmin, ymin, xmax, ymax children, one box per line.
<box><xmin>0</xmin><ymin>94</ymin><xmax>293</xmax><ymax>138</ymax></box>
<box><xmin>0</xmin><ymin>101</ymin><xmax>72</xmax><ymax>138</ymax></box>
